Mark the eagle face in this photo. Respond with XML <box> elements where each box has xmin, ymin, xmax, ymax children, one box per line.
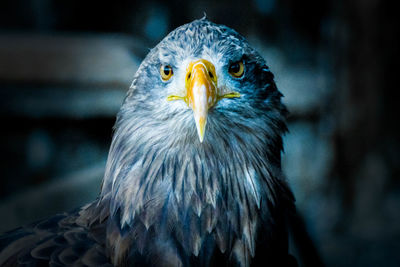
<box><xmin>123</xmin><ymin>18</ymin><xmax>281</xmax><ymax>145</ymax></box>
<box><xmin>102</xmin><ymin>18</ymin><xmax>291</xmax><ymax>266</ymax></box>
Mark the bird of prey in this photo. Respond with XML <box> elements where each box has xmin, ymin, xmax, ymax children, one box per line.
<box><xmin>0</xmin><ymin>18</ymin><xmax>302</xmax><ymax>266</ymax></box>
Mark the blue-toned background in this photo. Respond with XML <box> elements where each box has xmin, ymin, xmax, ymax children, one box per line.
<box><xmin>0</xmin><ymin>0</ymin><xmax>398</xmax><ymax>266</ymax></box>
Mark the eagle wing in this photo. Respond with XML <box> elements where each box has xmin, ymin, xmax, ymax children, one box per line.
<box><xmin>0</xmin><ymin>202</ymin><xmax>111</xmax><ymax>266</ymax></box>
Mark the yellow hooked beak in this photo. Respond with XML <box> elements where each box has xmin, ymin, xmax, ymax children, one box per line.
<box><xmin>185</xmin><ymin>59</ymin><xmax>217</xmax><ymax>142</ymax></box>
<box><xmin>167</xmin><ymin>59</ymin><xmax>240</xmax><ymax>142</ymax></box>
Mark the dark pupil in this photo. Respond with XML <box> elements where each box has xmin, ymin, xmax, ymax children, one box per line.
<box><xmin>164</xmin><ymin>66</ymin><xmax>171</xmax><ymax>75</ymax></box>
<box><xmin>230</xmin><ymin>63</ymin><xmax>240</xmax><ymax>73</ymax></box>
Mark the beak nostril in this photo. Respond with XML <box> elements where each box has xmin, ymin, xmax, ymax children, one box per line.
<box><xmin>187</xmin><ymin>72</ymin><xmax>191</xmax><ymax>80</ymax></box>
<box><xmin>208</xmin><ymin>71</ymin><xmax>214</xmax><ymax>79</ymax></box>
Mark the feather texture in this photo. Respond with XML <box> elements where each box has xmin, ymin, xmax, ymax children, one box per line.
<box><xmin>0</xmin><ymin>18</ymin><xmax>295</xmax><ymax>267</ymax></box>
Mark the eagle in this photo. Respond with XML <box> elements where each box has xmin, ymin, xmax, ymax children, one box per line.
<box><xmin>0</xmin><ymin>18</ymin><xmax>303</xmax><ymax>266</ymax></box>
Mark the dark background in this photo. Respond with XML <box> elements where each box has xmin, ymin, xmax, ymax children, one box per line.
<box><xmin>0</xmin><ymin>0</ymin><xmax>398</xmax><ymax>266</ymax></box>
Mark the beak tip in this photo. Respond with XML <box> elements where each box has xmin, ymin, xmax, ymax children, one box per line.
<box><xmin>199</xmin><ymin>135</ymin><xmax>204</xmax><ymax>143</ymax></box>
<box><xmin>196</xmin><ymin>127</ymin><xmax>205</xmax><ymax>143</ymax></box>
<box><xmin>195</xmin><ymin>117</ymin><xmax>206</xmax><ymax>143</ymax></box>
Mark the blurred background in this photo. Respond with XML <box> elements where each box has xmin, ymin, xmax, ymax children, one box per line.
<box><xmin>0</xmin><ymin>0</ymin><xmax>398</xmax><ymax>266</ymax></box>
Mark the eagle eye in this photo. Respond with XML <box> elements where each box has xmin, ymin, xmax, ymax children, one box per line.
<box><xmin>160</xmin><ymin>65</ymin><xmax>174</xmax><ymax>81</ymax></box>
<box><xmin>228</xmin><ymin>61</ymin><xmax>244</xmax><ymax>78</ymax></box>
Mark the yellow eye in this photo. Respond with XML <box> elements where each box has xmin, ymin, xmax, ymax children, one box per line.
<box><xmin>160</xmin><ymin>65</ymin><xmax>173</xmax><ymax>81</ymax></box>
<box><xmin>228</xmin><ymin>61</ymin><xmax>244</xmax><ymax>78</ymax></box>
